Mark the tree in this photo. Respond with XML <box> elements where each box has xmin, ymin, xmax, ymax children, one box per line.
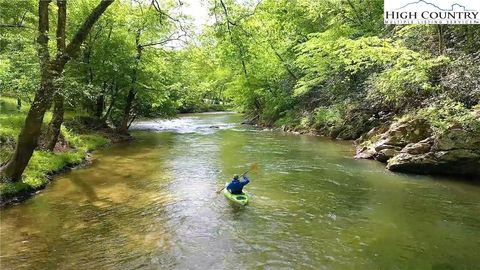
<box><xmin>0</xmin><ymin>0</ymin><xmax>114</xmax><ymax>182</ymax></box>
<box><xmin>117</xmin><ymin>0</ymin><xmax>181</xmax><ymax>134</ymax></box>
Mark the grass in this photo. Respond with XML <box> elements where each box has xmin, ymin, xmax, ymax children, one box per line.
<box><xmin>0</xmin><ymin>97</ymin><xmax>109</xmax><ymax>200</ymax></box>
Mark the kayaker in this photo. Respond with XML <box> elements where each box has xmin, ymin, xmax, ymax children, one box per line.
<box><xmin>226</xmin><ymin>174</ymin><xmax>250</xmax><ymax>194</ymax></box>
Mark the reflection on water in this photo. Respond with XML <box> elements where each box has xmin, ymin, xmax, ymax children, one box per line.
<box><xmin>1</xmin><ymin>113</ymin><xmax>480</xmax><ymax>269</ymax></box>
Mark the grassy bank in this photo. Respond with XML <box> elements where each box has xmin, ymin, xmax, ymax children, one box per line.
<box><xmin>0</xmin><ymin>97</ymin><xmax>110</xmax><ymax>204</ymax></box>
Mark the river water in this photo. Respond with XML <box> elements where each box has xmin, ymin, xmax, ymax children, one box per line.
<box><xmin>1</xmin><ymin>113</ymin><xmax>479</xmax><ymax>269</ymax></box>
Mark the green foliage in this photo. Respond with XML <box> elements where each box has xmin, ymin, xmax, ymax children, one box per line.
<box><xmin>415</xmin><ymin>99</ymin><xmax>480</xmax><ymax>134</ymax></box>
<box><xmin>0</xmin><ymin>97</ymin><xmax>109</xmax><ymax>198</ymax></box>
<box><xmin>0</xmin><ymin>0</ymin><xmax>39</xmax><ymax>101</ymax></box>
<box><xmin>295</xmin><ymin>35</ymin><xmax>447</xmax><ymax>106</ymax></box>
<box><xmin>0</xmin><ymin>97</ymin><xmax>52</xmax><ymax>142</ymax></box>
<box><xmin>204</xmin><ymin>0</ymin><xmax>479</xmax><ymax>140</ymax></box>
<box><xmin>257</xmin><ymin>88</ymin><xmax>295</xmax><ymax>125</ymax></box>
<box><xmin>274</xmin><ymin>110</ymin><xmax>302</xmax><ymax>128</ymax></box>
<box><xmin>0</xmin><ymin>150</ymin><xmax>84</xmax><ymax>198</ymax></box>
<box><xmin>367</xmin><ymin>54</ymin><xmax>449</xmax><ymax>109</ymax></box>
<box><xmin>313</xmin><ymin>106</ymin><xmax>344</xmax><ymax>130</ymax></box>
<box><xmin>62</xmin><ymin>127</ymin><xmax>108</xmax><ymax>151</ymax></box>
<box><xmin>440</xmin><ymin>53</ymin><xmax>480</xmax><ymax>107</ymax></box>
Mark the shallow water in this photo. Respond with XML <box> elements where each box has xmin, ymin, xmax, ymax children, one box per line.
<box><xmin>1</xmin><ymin>113</ymin><xmax>479</xmax><ymax>269</ymax></box>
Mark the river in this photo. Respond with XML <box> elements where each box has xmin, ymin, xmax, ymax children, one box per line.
<box><xmin>1</xmin><ymin>113</ymin><xmax>479</xmax><ymax>269</ymax></box>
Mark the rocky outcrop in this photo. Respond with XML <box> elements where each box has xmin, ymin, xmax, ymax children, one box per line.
<box><xmin>355</xmin><ymin>118</ymin><xmax>432</xmax><ymax>162</ymax></box>
<box><xmin>387</xmin><ymin>128</ymin><xmax>480</xmax><ymax>176</ymax></box>
<box><xmin>356</xmin><ymin>117</ymin><xmax>480</xmax><ymax>178</ymax></box>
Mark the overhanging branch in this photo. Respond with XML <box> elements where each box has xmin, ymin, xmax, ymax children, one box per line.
<box><xmin>139</xmin><ymin>32</ymin><xmax>188</xmax><ymax>48</ymax></box>
<box><xmin>64</xmin><ymin>0</ymin><xmax>115</xmax><ymax>60</ymax></box>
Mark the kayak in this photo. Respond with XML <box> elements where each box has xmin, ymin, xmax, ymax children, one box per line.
<box><xmin>223</xmin><ymin>182</ymin><xmax>249</xmax><ymax>206</ymax></box>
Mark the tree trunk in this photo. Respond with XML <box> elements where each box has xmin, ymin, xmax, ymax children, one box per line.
<box><xmin>0</xmin><ymin>0</ymin><xmax>54</xmax><ymax>182</ymax></box>
<box><xmin>102</xmin><ymin>81</ymin><xmax>118</xmax><ymax>122</ymax></box>
<box><xmin>438</xmin><ymin>25</ymin><xmax>445</xmax><ymax>55</ymax></box>
<box><xmin>95</xmin><ymin>94</ymin><xmax>104</xmax><ymax>118</ymax></box>
<box><xmin>0</xmin><ymin>70</ymin><xmax>57</xmax><ymax>181</ymax></box>
<box><xmin>45</xmin><ymin>93</ymin><xmax>65</xmax><ymax>151</ymax></box>
<box><xmin>118</xmin><ymin>89</ymin><xmax>136</xmax><ymax>134</ymax></box>
<box><xmin>117</xmin><ymin>32</ymin><xmax>142</xmax><ymax>134</ymax></box>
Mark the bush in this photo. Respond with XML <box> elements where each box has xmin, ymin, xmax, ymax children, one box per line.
<box><xmin>367</xmin><ymin>55</ymin><xmax>448</xmax><ymax>111</ymax></box>
<box><xmin>440</xmin><ymin>53</ymin><xmax>480</xmax><ymax>108</ymax></box>
<box><xmin>415</xmin><ymin>99</ymin><xmax>480</xmax><ymax>134</ymax></box>
<box><xmin>313</xmin><ymin>105</ymin><xmax>344</xmax><ymax>130</ymax></box>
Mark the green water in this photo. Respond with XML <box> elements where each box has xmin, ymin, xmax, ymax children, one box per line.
<box><xmin>1</xmin><ymin>113</ymin><xmax>479</xmax><ymax>269</ymax></box>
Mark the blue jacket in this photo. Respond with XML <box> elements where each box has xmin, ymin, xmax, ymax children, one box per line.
<box><xmin>227</xmin><ymin>176</ymin><xmax>250</xmax><ymax>194</ymax></box>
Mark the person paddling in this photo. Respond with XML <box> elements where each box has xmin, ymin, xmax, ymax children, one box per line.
<box><xmin>216</xmin><ymin>163</ymin><xmax>257</xmax><ymax>195</ymax></box>
<box><xmin>226</xmin><ymin>174</ymin><xmax>250</xmax><ymax>195</ymax></box>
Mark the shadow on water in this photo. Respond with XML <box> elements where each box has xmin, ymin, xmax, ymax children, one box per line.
<box><xmin>67</xmin><ymin>173</ymin><xmax>100</xmax><ymax>202</ymax></box>
<box><xmin>1</xmin><ymin>113</ymin><xmax>480</xmax><ymax>270</ymax></box>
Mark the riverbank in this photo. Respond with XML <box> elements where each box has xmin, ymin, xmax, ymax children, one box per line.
<box><xmin>0</xmin><ymin>97</ymin><xmax>129</xmax><ymax>207</ymax></box>
<box><xmin>246</xmin><ymin>103</ymin><xmax>480</xmax><ymax>179</ymax></box>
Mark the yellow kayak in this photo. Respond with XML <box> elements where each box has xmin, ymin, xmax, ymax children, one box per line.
<box><xmin>223</xmin><ymin>182</ymin><xmax>249</xmax><ymax>206</ymax></box>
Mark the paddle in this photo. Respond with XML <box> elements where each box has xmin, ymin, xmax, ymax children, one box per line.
<box><xmin>216</xmin><ymin>163</ymin><xmax>258</xmax><ymax>194</ymax></box>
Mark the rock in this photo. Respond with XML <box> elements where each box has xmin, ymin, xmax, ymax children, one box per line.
<box><xmin>355</xmin><ymin>118</ymin><xmax>432</xmax><ymax>163</ymax></box>
<box><xmin>434</xmin><ymin>149</ymin><xmax>479</xmax><ymax>162</ymax></box>
<box><xmin>354</xmin><ymin>147</ymin><xmax>376</xmax><ymax>159</ymax></box>
<box><xmin>378</xmin><ymin>118</ymin><xmax>432</xmax><ymax>147</ymax></box>
<box><xmin>401</xmin><ymin>138</ymin><xmax>433</xmax><ymax>155</ymax></box>
<box><xmin>387</xmin><ymin>152</ymin><xmax>437</xmax><ymax>173</ymax></box>
<box><xmin>373</xmin><ymin>141</ymin><xmax>400</xmax><ymax>152</ymax></box>
<box><xmin>356</xmin><ymin>125</ymin><xmax>389</xmax><ymax>145</ymax></box>
<box><xmin>356</xmin><ymin>115</ymin><xmax>480</xmax><ymax>177</ymax></box>
<box><xmin>433</xmin><ymin>128</ymin><xmax>480</xmax><ymax>151</ymax></box>
<box><xmin>387</xmin><ymin>127</ymin><xmax>480</xmax><ymax>177</ymax></box>
<box><xmin>387</xmin><ymin>150</ymin><xmax>480</xmax><ymax>177</ymax></box>
<box><xmin>375</xmin><ymin>148</ymin><xmax>399</xmax><ymax>163</ymax></box>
